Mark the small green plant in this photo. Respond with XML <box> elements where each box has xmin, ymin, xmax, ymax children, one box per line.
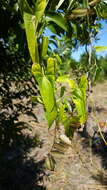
<box><xmin>57</xmin><ymin>75</ymin><xmax>87</xmax><ymax>135</ymax></box>
<box><xmin>19</xmin><ymin>0</ymin><xmax>88</xmax><ymax>170</ymax></box>
<box><xmin>19</xmin><ymin>0</ymin><xmax>88</xmax><ymax>134</ymax></box>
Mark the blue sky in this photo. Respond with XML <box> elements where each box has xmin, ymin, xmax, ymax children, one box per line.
<box><xmin>45</xmin><ymin>20</ymin><xmax>107</xmax><ymax>61</ymax></box>
<box><xmin>72</xmin><ymin>20</ymin><xmax>107</xmax><ymax>61</ymax></box>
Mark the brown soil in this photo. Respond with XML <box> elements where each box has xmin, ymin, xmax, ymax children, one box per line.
<box><xmin>1</xmin><ymin>81</ymin><xmax>107</xmax><ymax>190</ymax></box>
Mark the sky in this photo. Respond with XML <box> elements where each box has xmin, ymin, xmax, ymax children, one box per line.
<box><xmin>44</xmin><ymin>20</ymin><xmax>107</xmax><ymax>61</ymax></box>
<box><xmin>72</xmin><ymin>20</ymin><xmax>107</xmax><ymax>61</ymax></box>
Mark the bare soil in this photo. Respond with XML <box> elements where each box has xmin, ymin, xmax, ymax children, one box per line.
<box><xmin>0</xmin><ymin>80</ymin><xmax>107</xmax><ymax>190</ymax></box>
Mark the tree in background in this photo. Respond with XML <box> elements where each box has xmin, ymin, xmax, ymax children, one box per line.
<box><xmin>97</xmin><ymin>55</ymin><xmax>107</xmax><ymax>80</ymax></box>
<box><xmin>0</xmin><ymin>0</ymin><xmax>31</xmax><ymax>80</ymax></box>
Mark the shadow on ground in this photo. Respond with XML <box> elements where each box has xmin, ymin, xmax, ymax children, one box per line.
<box><xmin>0</xmin><ymin>118</ymin><xmax>46</xmax><ymax>190</ymax></box>
<box><xmin>91</xmin><ymin>133</ymin><xmax>107</xmax><ymax>187</ymax></box>
<box><xmin>0</xmin><ymin>78</ymin><xmax>46</xmax><ymax>190</ymax></box>
<box><xmin>0</xmin><ymin>150</ymin><xmax>46</xmax><ymax>190</ymax></box>
<box><xmin>79</xmin><ymin>127</ymin><xmax>107</xmax><ymax>187</ymax></box>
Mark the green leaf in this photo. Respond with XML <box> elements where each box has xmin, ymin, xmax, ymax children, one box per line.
<box><xmin>32</xmin><ymin>63</ymin><xmax>42</xmax><ymax>83</ymax></box>
<box><xmin>40</xmin><ymin>76</ymin><xmax>55</xmax><ymax>113</ymax></box>
<box><xmin>64</xmin><ymin>116</ymin><xmax>81</xmax><ymax>138</ymax></box>
<box><xmin>94</xmin><ymin>46</ymin><xmax>107</xmax><ymax>52</ymax></box>
<box><xmin>46</xmin><ymin>57</ymin><xmax>57</xmax><ymax>86</ymax></box>
<box><xmin>54</xmin><ymin>54</ymin><xmax>62</xmax><ymax>65</ymax></box>
<box><xmin>47</xmin><ymin>24</ymin><xmax>57</xmax><ymax>34</ymax></box>
<box><xmin>58</xmin><ymin>102</ymin><xmax>68</xmax><ymax>123</ymax></box>
<box><xmin>94</xmin><ymin>67</ymin><xmax>102</xmax><ymax>82</ymax></box>
<box><xmin>45</xmin><ymin>106</ymin><xmax>57</xmax><ymax>127</ymax></box>
<box><xmin>39</xmin><ymin>76</ymin><xmax>57</xmax><ymax>127</ymax></box>
<box><xmin>57</xmin><ymin>75</ymin><xmax>70</xmax><ymax>83</ymax></box>
<box><xmin>79</xmin><ymin>75</ymin><xmax>87</xmax><ymax>96</ymax></box>
<box><xmin>83</xmin><ymin>0</ymin><xmax>89</xmax><ymax>8</ymax></box>
<box><xmin>57</xmin><ymin>75</ymin><xmax>87</xmax><ymax>125</ymax></box>
<box><xmin>64</xmin><ymin>125</ymin><xmax>75</xmax><ymax>138</ymax></box>
<box><xmin>70</xmin><ymin>116</ymin><xmax>81</xmax><ymax>126</ymax></box>
<box><xmin>32</xmin><ymin>67</ymin><xmax>57</xmax><ymax>128</ymax></box>
<box><xmin>32</xmin><ymin>65</ymin><xmax>57</xmax><ymax>127</ymax></box>
<box><xmin>72</xmin><ymin>23</ymin><xmax>77</xmax><ymax>36</ymax></box>
<box><xmin>23</xmin><ymin>12</ymin><xmax>39</xmax><ymax>63</ymax></box>
<box><xmin>31</xmin><ymin>96</ymin><xmax>43</xmax><ymax>104</ymax></box>
<box><xmin>41</xmin><ymin>36</ymin><xmax>49</xmax><ymax>59</ymax></box>
<box><xmin>47</xmin><ymin>57</ymin><xmax>57</xmax><ymax>75</ymax></box>
<box><xmin>72</xmin><ymin>8</ymin><xmax>88</xmax><ymax>15</ymax></box>
<box><xmin>71</xmin><ymin>76</ymin><xmax>87</xmax><ymax>124</ymax></box>
<box><xmin>57</xmin><ymin>75</ymin><xmax>77</xmax><ymax>89</ymax></box>
<box><xmin>35</xmin><ymin>0</ymin><xmax>46</xmax><ymax>21</ymax></box>
<box><xmin>71</xmin><ymin>89</ymin><xmax>86</xmax><ymax>124</ymax></box>
<box><xmin>46</xmin><ymin>12</ymin><xmax>68</xmax><ymax>32</ymax></box>
<box><xmin>79</xmin><ymin>75</ymin><xmax>87</xmax><ymax>100</ymax></box>
<box><xmin>31</xmin><ymin>96</ymin><xmax>38</xmax><ymax>103</ymax></box>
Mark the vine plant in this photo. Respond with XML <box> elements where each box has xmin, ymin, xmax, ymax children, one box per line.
<box><xmin>19</xmin><ymin>0</ymin><xmax>88</xmax><ymax>170</ymax></box>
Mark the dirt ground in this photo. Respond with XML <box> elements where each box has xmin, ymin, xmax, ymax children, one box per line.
<box><xmin>0</xmin><ymin>80</ymin><xmax>107</xmax><ymax>190</ymax></box>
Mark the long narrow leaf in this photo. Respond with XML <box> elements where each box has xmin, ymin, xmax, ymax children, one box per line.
<box><xmin>40</xmin><ymin>76</ymin><xmax>55</xmax><ymax>112</ymax></box>
<box><xmin>46</xmin><ymin>12</ymin><xmax>68</xmax><ymax>32</ymax></box>
<box><xmin>83</xmin><ymin>0</ymin><xmax>89</xmax><ymax>8</ymax></box>
<box><xmin>56</xmin><ymin>0</ymin><xmax>65</xmax><ymax>10</ymax></box>
<box><xmin>94</xmin><ymin>46</ymin><xmax>107</xmax><ymax>52</ymax></box>
<box><xmin>46</xmin><ymin>57</ymin><xmax>57</xmax><ymax>86</ymax></box>
<box><xmin>67</xmin><ymin>0</ymin><xmax>74</xmax><ymax>10</ymax></box>
<box><xmin>23</xmin><ymin>12</ymin><xmax>39</xmax><ymax>63</ymax></box>
<box><xmin>45</xmin><ymin>106</ymin><xmax>57</xmax><ymax>127</ymax></box>
<box><xmin>35</xmin><ymin>0</ymin><xmax>46</xmax><ymax>21</ymax></box>
<box><xmin>40</xmin><ymin>76</ymin><xmax>57</xmax><ymax>127</ymax></box>
<box><xmin>47</xmin><ymin>57</ymin><xmax>57</xmax><ymax>75</ymax></box>
<box><xmin>41</xmin><ymin>36</ymin><xmax>49</xmax><ymax>58</ymax></box>
<box><xmin>32</xmin><ymin>63</ymin><xmax>42</xmax><ymax>83</ymax></box>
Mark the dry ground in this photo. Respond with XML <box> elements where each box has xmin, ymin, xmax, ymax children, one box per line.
<box><xmin>0</xmin><ymin>81</ymin><xmax>107</xmax><ymax>190</ymax></box>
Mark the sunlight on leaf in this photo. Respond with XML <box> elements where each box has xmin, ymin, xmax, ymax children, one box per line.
<box><xmin>23</xmin><ymin>12</ymin><xmax>39</xmax><ymax>63</ymax></box>
<box><xmin>45</xmin><ymin>106</ymin><xmax>57</xmax><ymax>128</ymax></box>
<box><xmin>40</xmin><ymin>76</ymin><xmax>55</xmax><ymax>113</ymax></box>
<box><xmin>41</xmin><ymin>36</ymin><xmax>49</xmax><ymax>59</ymax></box>
<box><xmin>35</xmin><ymin>0</ymin><xmax>46</xmax><ymax>21</ymax></box>
<box><xmin>94</xmin><ymin>46</ymin><xmax>107</xmax><ymax>52</ymax></box>
<box><xmin>32</xmin><ymin>63</ymin><xmax>42</xmax><ymax>83</ymax></box>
